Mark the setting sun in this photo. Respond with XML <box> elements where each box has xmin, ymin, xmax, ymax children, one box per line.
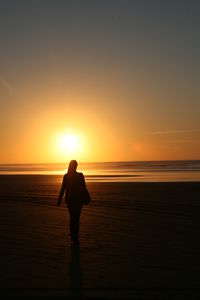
<box><xmin>50</xmin><ymin>130</ymin><xmax>86</xmax><ymax>162</ymax></box>
<box><xmin>59</xmin><ymin>133</ymin><xmax>79</xmax><ymax>153</ymax></box>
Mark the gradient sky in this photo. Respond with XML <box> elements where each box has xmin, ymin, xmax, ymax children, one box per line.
<box><xmin>0</xmin><ymin>0</ymin><xmax>200</xmax><ymax>163</ymax></box>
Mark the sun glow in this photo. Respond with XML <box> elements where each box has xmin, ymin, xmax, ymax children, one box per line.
<box><xmin>59</xmin><ymin>133</ymin><xmax>79</xmax><ymax>153</ymax></box>
<box><xmin>50</xmin><ymin>130</ymin><xmax>85</xmax><ymax>161</ymax></box>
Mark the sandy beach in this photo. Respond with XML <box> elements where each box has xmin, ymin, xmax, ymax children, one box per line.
<box><xmin>0</xmin><ymin>175</ymin><xmax>200</xmax><ymax>298</ymax></box>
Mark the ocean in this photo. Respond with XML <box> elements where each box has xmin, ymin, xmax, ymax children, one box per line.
<box><xmin>0</xmin><ymin>160</ymin><xmax>200</xmax><ymax>182</ymax></box>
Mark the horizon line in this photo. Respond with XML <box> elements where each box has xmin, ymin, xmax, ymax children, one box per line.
<box><xmin>0</xmin><ymin>159</ymin><xmax>200</xmax><ymax>165</ymax></box>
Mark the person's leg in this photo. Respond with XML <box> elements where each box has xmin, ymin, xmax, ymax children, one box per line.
<box><xmin>68</xmin><ymin>206</ymin><xmax>82</xmax><ymax>242</ymax></box>
<box><xmin>73</xmin><ymin>208</ymin><xmax>81</xmax><ymax>241</ymax></box>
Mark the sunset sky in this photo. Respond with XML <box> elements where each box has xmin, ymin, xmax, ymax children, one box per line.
<box><xmin>0</xmin><ymin>0</ymin><xmax>200</xmax><ymax>163</ymax></box>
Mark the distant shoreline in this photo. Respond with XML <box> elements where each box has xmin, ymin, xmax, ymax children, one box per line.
<box><xmin>0</xmin><ymin>174</ymin><xmax>200</xmax><ymax>183</ymax></box>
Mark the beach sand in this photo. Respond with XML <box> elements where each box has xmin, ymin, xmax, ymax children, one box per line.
<box><xmin>0</xmin><ymin>175</ymin><xmax>200</xmax><ymax>298</ymax></box>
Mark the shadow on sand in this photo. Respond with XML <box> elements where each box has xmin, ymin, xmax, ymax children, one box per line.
<box><xmin>69</xmin><ymin>244</ymin><xmax>83</xmax><ymax>297</ymax></box>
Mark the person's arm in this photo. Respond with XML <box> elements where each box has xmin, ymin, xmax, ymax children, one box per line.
<box><xmin>57</xmin><ymin>175</ymin><xmax>66</xmax><ymax>206</ymax></box>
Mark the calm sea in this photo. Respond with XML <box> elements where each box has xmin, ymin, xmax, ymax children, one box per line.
<box><xmin>0</xmin><ymin>160</ymin><xmax>200</xmax><ymax>182</ymax></box>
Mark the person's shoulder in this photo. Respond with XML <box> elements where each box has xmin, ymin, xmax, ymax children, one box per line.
<box><xmin>77</xmin><ymin>172</ymin><xmax>84</xmax><ymax>178</ymax></box>
<box><xmin>77</xmin><ymin>172</ymin><xmax>84</xmax><ymax>176</ymax></box>
<box><xmin>63</xmin><ymin>173</ymin><xmax>68</xmax><ymax>180</ymax></box>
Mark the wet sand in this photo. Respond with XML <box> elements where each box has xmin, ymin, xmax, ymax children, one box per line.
<box><xmin>0</xmin><ymin>176</ymin><xmax>200</xmax><ymax>298</ymax></box>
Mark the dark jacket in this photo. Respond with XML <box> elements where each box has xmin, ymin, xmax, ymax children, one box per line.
<box><xmin>58</xmin><ymin>172</ymin><xmax>86</xmax><ymax>207</ymax></box>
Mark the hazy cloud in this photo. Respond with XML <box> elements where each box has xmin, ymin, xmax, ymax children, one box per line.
<box><xmin>147</xmin><ymin>130</ymin><xmax>200</xmax><ymax>135</ymax></box>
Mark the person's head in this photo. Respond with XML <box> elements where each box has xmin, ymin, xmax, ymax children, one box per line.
<box><xmin>67</xmin><ymin>160</ymin><xmax>78</xmax><ymax>173</ymax></box>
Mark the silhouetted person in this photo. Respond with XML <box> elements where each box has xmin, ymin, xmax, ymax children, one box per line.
<box><xmin>57</xmin><ymin>160</ymin><xmax>87</xmax><ymax>244</ymax></box>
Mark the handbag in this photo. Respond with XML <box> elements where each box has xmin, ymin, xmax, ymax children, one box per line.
<box><xmin>82</xmin><ymin>187</ymin><xmax>91</xmax><ymax>205</ymax></box>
